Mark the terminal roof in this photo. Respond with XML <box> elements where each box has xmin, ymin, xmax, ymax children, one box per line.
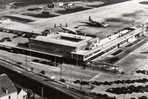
<box><xmin>34</xmin><ymin>32</ymin><xmax>94</xmax><ymax>48</ymax></box>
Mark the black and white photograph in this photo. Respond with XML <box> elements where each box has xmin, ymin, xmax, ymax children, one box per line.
<box><xmin>0</xmin><ymin>0</ymin><xmax>148</xmax><ymax>99</ymax></box>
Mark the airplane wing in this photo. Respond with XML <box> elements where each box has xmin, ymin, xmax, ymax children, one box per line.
<box><xmin>60</xmin><ymin>26</ymin><xmax>77</xmax><ymax>34</ymax></box>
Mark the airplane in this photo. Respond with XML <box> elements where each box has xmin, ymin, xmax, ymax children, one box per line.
<box><xmin>59</xmin><ymin>26</ymin><xmax>97</xmax><ymax>37</ymax></box>
<box><xmin>81</xmin><ymin>16</ymin><xmax>109</xmax><ymax>27</ymax></box>
<box><xmin>59</xmin><ymin>26</ymin><xmax>77</xmax><ymax>34</ymax></box>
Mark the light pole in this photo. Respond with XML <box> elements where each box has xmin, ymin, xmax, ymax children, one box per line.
<box><xmin>60</xmin><ymin>58</ymin><xmax>63</xmax><ymax>79</ymax></box>
<box><xmin>41</xmin><ymin>87</ymin><xmax>44</xmax><ymax>99</ymax></box>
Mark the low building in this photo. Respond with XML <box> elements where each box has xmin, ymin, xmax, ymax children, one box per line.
<box><xmin>0</xmin><ymin>73</ymin><xmax>17</xmax><ymax>99</ymax></box>
<box><xmin>30</xmin><ymin>32</ymin><xmax>99</xmax><ymax>59</ymax></box>
<box><xmin>29</xmin><ymin>25</ymin><xmax>143</xmax><ymax>62</ymax></box>
<box><xmin>72</xmin><ymin>26</ymin><xmax>143</xmax><ymax>61</ymax></box>
<box><xmin>17</xmin><ymin>89</ymin><xmax>27</xmax><ymax>99</ymax></box>
<box><xmin>0</xmin><ymin>73</ymin><xmax>27</xmax><ymax>99</ymax></box>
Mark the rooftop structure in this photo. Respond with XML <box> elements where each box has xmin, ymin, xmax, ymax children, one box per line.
<box><xmin>34</xmin><ymin>32</ymin><xmax>95</xmax><ymax>48</ymax></box>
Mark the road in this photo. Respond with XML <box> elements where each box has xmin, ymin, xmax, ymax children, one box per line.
<box><xmin>0</xmin><ymin>55</ymin><xmax>92</xmax><ymax>99</ymax></box>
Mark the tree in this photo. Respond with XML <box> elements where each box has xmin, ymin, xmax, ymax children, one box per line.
<box><xmin>131</xmin><ymin>97</ymin><xmax>136</xmax><ymax>99</ymax></box>
<box><xmin>139</xmin><ymin>96</ymin><xmax>148</xmax><ymax>99</ymax></box>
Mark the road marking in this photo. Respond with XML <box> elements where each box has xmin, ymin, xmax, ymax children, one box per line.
<box><xmin>89</xmin><ymin>73</ymin><xmax>102</xmax><ymax>81</ymax></box>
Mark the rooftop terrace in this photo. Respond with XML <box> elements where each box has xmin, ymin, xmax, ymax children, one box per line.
<box><xmin>34</xmin><ymin>32</ymin><xmax>94</xmax><ymax>48</ymax></box>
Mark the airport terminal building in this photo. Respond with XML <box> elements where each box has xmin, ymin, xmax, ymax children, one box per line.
<box><xmin>29</xmin><ymin>32</ymin><xmax>99</xmax><ymax>62</ymax></box>
<box><xmin>29</xmin><ymin>25</ymin><xmax>144</xmax><ymax>62</ymax></box>
<box><xmin>0</xmin><ymin>19</ymin><xmax>145</xmax><ymax>63</ymax></box>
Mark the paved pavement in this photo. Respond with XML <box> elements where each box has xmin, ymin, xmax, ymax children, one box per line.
<box><xmin>30</xmin><ymin>0</ymin><xmax>148</xmax><ymax>38</ymax></box>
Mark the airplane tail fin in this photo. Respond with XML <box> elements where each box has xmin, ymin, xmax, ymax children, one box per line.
<box><xmin>89</xmin><ymin>16</ymin><xmax>95</xmax><ymax>23</ymax></box>
<box><xmin>88</xmin><ymin>16</ymin><xmax>92</xmax><ymax>21</ymax></box>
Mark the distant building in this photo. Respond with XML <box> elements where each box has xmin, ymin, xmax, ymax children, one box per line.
<box><xmin>17</xmin><ymin>89</ymin><xmax>27</xmax><ymax>99</ymax></box>
<box><xmin>0</xmin><ymin>73</ymin><xmax>27</xmax><ymax>99</ymax></box>
<box><xmin>0</xmin><ymin>73</ymin><xmax>17</xmax><ymax>99</ymax></box>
